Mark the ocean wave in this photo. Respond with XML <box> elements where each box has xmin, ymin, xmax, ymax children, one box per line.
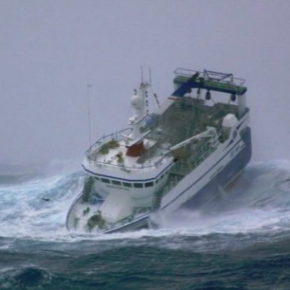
<box><xmin>0</xmin><ymin>160</ymin><xmax>290</xmax><ymax>245</ymax></box>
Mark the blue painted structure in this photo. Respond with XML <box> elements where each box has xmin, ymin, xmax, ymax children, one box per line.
<box><xmin>173</xmin><ymin>69</ymin><xmax>247</xmax><ymax>97</ymax></box>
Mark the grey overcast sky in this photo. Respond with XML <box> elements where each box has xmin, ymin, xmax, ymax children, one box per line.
<box><xmin>1</xmin><ymin>0</ymin><xmax>290</xmax><ymax>165</ymax></box>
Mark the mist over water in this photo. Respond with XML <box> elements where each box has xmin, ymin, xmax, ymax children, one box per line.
<box><xmin>1</xmin><ymin>160</ymin><xmax>290</xmax><ymax>289</ymax></box>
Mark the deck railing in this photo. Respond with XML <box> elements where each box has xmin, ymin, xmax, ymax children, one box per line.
<box><xmin>174</xmin><ymin>68</ymin><xmax>247</xmax><ymax>96</ymax></box>
<box><xmin>174</xmin><ymin>68</ymin><xmax>246</xmax><ymax>87</ymax></box>
<box><xmin>86</xmin><ymin>128</ymin><xmax>132</xmax><ymax>159</ymax></box>
<box><xmin>85</xmin><ymin>124</ymin><xmax>219</xmax><ymax>174</ymax></box>
<box><xmin>85</xmin><ymin>128</ymin><xmax>172</xmax><ymax>172</ymax></box>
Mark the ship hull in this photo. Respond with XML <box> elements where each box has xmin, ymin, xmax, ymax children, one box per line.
<box><xmin>180</xmin><ymin>126</ymin><xmax>251</xmax><ymax>211</ymax></box>
<box><xmin>121</xmin><ymin>127</ymin><xmax>251</xmax><ymax>232</ymax></box>
<box><xmin>66</xmin><ymin>191</ymin><xmax>151</xmax><ymax>233</ymax></box>
<box><xmin>66</xmin><ymin>128</ymin><xmax>251</xmax><ymax>233</ymax></box>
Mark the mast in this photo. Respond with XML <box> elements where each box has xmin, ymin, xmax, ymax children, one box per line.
<box><xmin>126</xmin><ymin>82</ymin><xmax>149</xmax><ymax>157</ymax></box>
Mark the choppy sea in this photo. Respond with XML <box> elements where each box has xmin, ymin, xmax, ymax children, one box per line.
<box><xmin>0</xmin><ymin>160</ymin><xmax>290</xmax><ymax>290</ymax></box>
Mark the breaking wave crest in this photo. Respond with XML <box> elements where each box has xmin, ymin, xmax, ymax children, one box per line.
<box><xmin>157</xmin><ymin>160</ymin><xmax>290</xmax><ymax>236</ymax></box>
<box><xmin>0</xmin><ymin>163</ymin><xmax>85</xmax><ymax>239</ymax></box>
<box><xmin>1</xmin><ymin>160</ymin><xmax>290</xmax><ymax>245</ymax></box>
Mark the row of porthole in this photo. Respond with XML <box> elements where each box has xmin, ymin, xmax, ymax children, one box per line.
<box><xmin>94</xmin><ymin>171</ymin><xmax>169</xmax><ymax>188</ymax></box>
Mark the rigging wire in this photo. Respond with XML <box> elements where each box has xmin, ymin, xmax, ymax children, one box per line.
<box><xmin>149</xmin><ymin>67</ymin><xmax>160</xmax><ymax>109</ymax></box>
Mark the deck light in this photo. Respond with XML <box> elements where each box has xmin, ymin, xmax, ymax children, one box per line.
<box><xmin>231</xmin><ymin>93</ymin><xmax>236</xmax><ymax>102</ymax></box>
<box><xmin>205</xmin><ymin>90</ymin><xmax>211</xmax><ymax>100</ymax></box>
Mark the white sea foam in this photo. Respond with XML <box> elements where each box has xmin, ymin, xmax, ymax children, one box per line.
<box><xmin>154</xmin><ymin>160</ymin><xmax>290</xmax><ymax>236</ymax></box>
<box><xmin>0</xmin><ymin>168</ymin><xmax>84</xmax><ymax>240</ymax></box>
<box><xmin>1</xmin><ymin>160</ymin><xmax>290</xmax><ymax>243</ymax></box>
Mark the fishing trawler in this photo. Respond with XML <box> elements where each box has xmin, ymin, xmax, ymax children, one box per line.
<box><xmin>66</xmin><ymin>68</ymin><xmax>251</xmax><ymax>233</ymax></box>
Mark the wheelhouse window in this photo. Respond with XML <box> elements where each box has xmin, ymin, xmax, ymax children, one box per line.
<box><xmin>133</xmin><ymin>183</ymin><xmax>143</xmax><ymax>188</ymax></box>
<box><xmin>145</xmin><ymin>182</ymin><xmax>154</xmax><ymax>187</ymax></box>
<box><xmin>101</xmin><ymin>178</ymin><xmax>110</xmax><ymax>184</ymax></box>
<box><xmin>112</xmin><ymin>180</ymin><xmax>121</xmax><ymax>186</ymax></box>
<box><xmin>123</xmin><ymin>182</ymin><xmax>132</xmax><ymax>188</ymax></box>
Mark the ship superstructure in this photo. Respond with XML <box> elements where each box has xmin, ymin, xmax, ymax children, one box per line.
<box><xmin>66</xmin><ymin>68</ymin><xmax>251</xmax><ymax>233</ymax></box>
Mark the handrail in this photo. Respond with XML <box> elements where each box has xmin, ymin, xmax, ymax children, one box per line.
<box><xmin>86</xmin><ymin>156</ymin><xmax>172</xmax><ymax>172</ymax></box>
<box><xmin>85</xmin><ymin>127</ymin><xmax>173</xmax><ymax>172</ymax></box>
<box><xmin>85</xmin><ymin>127</ymin><xmax>132</xmax><ymax>158</ymax></box>
<box><xmin>85</xmin><ymin>124</ymin><xmax>219</xmax><ymax>172</ymax></box>
<box><xmin>174</xmin><ymin>68</ymin><xmax>246</xmax><ymax>87</ymax></box>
